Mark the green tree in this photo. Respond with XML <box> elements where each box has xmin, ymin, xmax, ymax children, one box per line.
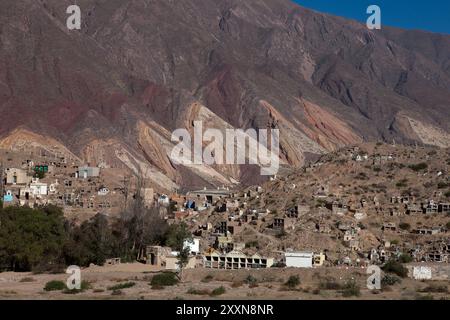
<box><xmin>0</xmin><ymin>205</ymin><xmax>66</xmax><ymax>271</ymax></box>
<box><xmin>165</xmin><ymin>222</ymin><xmax>192</xmax><ymax>251</ymax></box>
<box><xmin>64</xmin><ymin>214</ymin><xmax>114</xmax><ymax>267</ymax></box>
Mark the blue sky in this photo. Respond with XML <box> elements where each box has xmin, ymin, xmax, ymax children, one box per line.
<box><xmin>293</xmin><ymin>0</ymin><xmax>450</xmax><ymax>34</ymax></box>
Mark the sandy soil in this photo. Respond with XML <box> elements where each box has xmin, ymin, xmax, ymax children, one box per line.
<box><xmin>0</xmin><ymin>264</ymin><xmax>448</xmax><ymax>300</ymax></box>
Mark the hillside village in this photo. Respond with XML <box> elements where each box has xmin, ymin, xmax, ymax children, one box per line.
<box><xmin>1</xmin><ymin>142</ymin><xmax>449</xmax><ymax>280</ymax></box>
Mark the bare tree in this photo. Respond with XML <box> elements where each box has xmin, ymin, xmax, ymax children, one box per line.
<box><xmin>116</xmin><ymin>167</ymin><xmax>167</xmax><ymax>260</ymax></box>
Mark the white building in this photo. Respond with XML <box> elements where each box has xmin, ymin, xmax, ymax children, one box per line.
<box><xmin>183</xmin><ymin>238</ymin><xmax>200</xmax><ymax>254</ymax></box>
<box><xmin>285</xmin><ymin>251</ymin><xmax>313</xmax><ymax>268</ymax></box>
<box><xmin>76</xmin><ymin>166</ymin><xmax>100</xmax><ymax>179</ymax></box>
<box><xmin>30</xmin><ymin>180</ymin><xmax>48</xmax><ymax>197</ymax></box>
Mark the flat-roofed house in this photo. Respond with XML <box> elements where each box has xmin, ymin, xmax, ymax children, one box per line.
<box><xmin>5</xmin><ymin>168</ymin><xmax>29</xmax><ymax>185</ymax></box>
<box><xmin>203</xmin><ymin>249</ymin><xmax>273</xmax><ymax>270</ymax></box>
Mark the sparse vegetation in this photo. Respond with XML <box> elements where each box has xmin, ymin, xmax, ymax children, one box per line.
<box><xmin>107</xmin><ymin>282</ymin><xmax>135</xmax><ymax>291</ymax></box>
<box><xmin>382</xmin><ymin>260</ymin><xmax>408</xmax><ymax>278</ymax></box>
<box><xmin>210</xmin><ymin>286</ymin><xmax>226</xmax><ymax>296</ymax></box>
<box><xmin>244</xmin><ymin>275</ymin><xmax>259</xmax><ymax>288</ymax></box>
<box><xmin>399</xmin><ymin>223</ymin><xmax>411</xmax><ymax>231</ymax></box>
<box><xmin>418</xmin><ymin>284</ymin><xmax>448</xmax><ymax>293</ymax></box>
<box><xmin>44</xmin><ymin>280</ymin><xmax>66</xmax><ymax>291</ymax></box>
<box><xmin>111</xmin><ymin>289</ymin><xmax>123</xmax><ymax>296</ymax></box>
<box><xmin>396</xmin><ymin>179</ymin><xmax>408</xmax><ymax>188</ymax></box>
<box><xmin>408</xmin><ymin>163</ymin><xmax>428</xmax><ymax>172</ymax></box>
<box><xmin>437</xmin><ymin>182</ymin><xmax>449</xmax><ymax>189</ymax></box>
<box><xmin>381</xmin><ymin>274</ymin><xmax>401</xmax><ymax>287</ymax></box>
<box><xmin>187</xmin><ymin>288</ymin><xmax>210</xmax><ymax>295</ymax></box>
<box><xmin>319</xmin><ymin>278</ymin><xmax>342</xmax><ymax>290</ymax></box>
<box><xmin>201</xmin><ymin>274</ymin><xmax>214</xmax><ymax>283</ymax></box>
<box><xmin>341</xmin><ymin>280</ymin><xmax>360</xmax><ymax>297</ymax></box>
<box><xmin>398</xmin><ymin>253</ymin><xmax>413</xmax><ymax>263</ymax></box>
<box><xmin>285</xmin><ymin>275</ymin><xmax>300</xmax><ymax>289</ymax></box>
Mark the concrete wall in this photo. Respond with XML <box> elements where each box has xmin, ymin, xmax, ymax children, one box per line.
<box><xmin>285</xmin><ymin>252</ymin><xmax>313</xmax><ymax>268</ymax></box>
<box><xmin>407</xmin><ymin>263</ymin><xmax>450</xmax><ymax>280</ymax></box>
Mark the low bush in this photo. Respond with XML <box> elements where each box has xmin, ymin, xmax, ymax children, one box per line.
<box><xmin>187</xmin><ymin>288</ymin><xmax>210</xmax><ymax>295</ymax></box>
<box><xmin>399</xmin><ymin>223</ymin><xmax>411</xmax><ymax>231</ymax></box>
<box><xmin>245</xmin><ymin>275</ymin><xmax>258</xmax><ymax>286</ymax></box>
<box><xmin>210</xmin><ymin>286</ymin><xmax>226</xmax><ymax>296</ymax></box>
<box><xmin>201</xmin><ymin>274</ymin><xmax>214</xmax><ymax>283</ymax></box>
<box><xmin>319</xmin><ymin>278</ymin><xmax>342</xmax><ymax>290</ymax></box>
<box><xmin>150</xmin><ymin>272</ymin><xmax>179</xmax><ymax>287</ymax></box>
<box><xmin>107</xmin><ymin>282</ymin><xmax>135</xmax><ymax>291</ymax></box>
<box><xmin>111</xmin><ymin>289</ymin><xmax>123</xmax><ymax>296</ymax></box>
<box><xmin>231</xmin><ymin>281</ymin><xmax>243</xmax><ymax>288</ymax></box>
<box><xmin>285</xmin><ymin>275</ymin><xmax>300</xmax><ymax>289</ymax></box>
<box><xmin>341</xmin><ymin>280</ymin><xmax>360</xmax><ymax>297</ymax></box>
<box><xmin>382</xmin><ymin>260</ymin><xmax>408</xmax><ymax>278</ymax></box>
<box><xmin>398</xmin><ymin>253</ymin><xmax>413</xmax><ymax>263</ymax></box>
<box><xmin>381</xmin><ymin>274</ymin><xmax>401</xmax><ymax>287</ymax></box>
<box><xmin>44</xmin><ymin>280</ymin><xmax>66</xmax><ymax>291</ymax></box>
<box><xmin>418</xmin><ymin>284</ymin><xmax>448</xmax><ymax>293</ymax></box>
<box><xmin>409</xmin><ymin>163</ymin><xmax>428</xmax><ymax>172</ymax></box>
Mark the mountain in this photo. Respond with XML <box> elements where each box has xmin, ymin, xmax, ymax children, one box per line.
<box><xmin>1</xmin><ymin>0</ymin><xmax>449</xmax><ymax>191</ymax></box>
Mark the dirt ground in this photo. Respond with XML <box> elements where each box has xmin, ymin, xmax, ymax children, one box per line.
<box><xmin>0</xmin><ymin>264</ymin><xmax>448</xmax><ymax>300</ymax></box>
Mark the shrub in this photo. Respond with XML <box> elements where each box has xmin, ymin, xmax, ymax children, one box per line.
<box><xmin>398</xmin><ymin>253</ymin><xmax>413</xmax><ymax>263</ymax></box>
<box><xmin>319</xmin><ymin>279</ymin><xmax>342</xmax><ymax>290</ymax></box>
<box><xmin>107</xmin><ymin>282</ymin><xmax>135</xmax><ymax>291</ymax></box>
<box><xmin>276</xmin><ymin>230</ymin><xmax>287</xmax><ymax>238</ymax></box>
<box><xmin>341</xmin><ymin>280</ymin><xmax>360</xmax><ymax>297</ymax></box>
<box><xmin>210</xmin><ymin>286</ymin><xmax>226</xmax><ymax>296</ymax></box>
<box><xmin>44</xmin><ymin>280</ymin><xmax>66</xmax><ymax>291</ymax></box>
<box><xmin>437</xmin><ymin>182</ymin><xmax>449</xmax><ymax>189</ymax></box>
<box><xmin>418</xmin><ymin>285</ymin><xmax>448</xmax><ymax>293</ymax></box>
<box><xmin>201</xmin><ymin>274</ymin><xmax>214</xmax><ymax>283</ymax></box>
<box><xmin>445</xmin><ymin>191</ymin><xmax>450</xmax><ymax>198</ymax></box>
<box><xmin>245</xmin><ymin>275</ymin><xmax>258</xmax><ymax>286</ymax></box>
<box><xmin>381</xmin><ymin>274</ymin><xmax>401</xmax><ymax>287</ymax></box>
<box><xmin>111</xmin><ymin>289</ymin><xmax>123</xmax><ymax>296</ymax></box>
<box><xmin>187</xmin><ymin>288</ymin><xmax>210</xmax><ymax>295</ymax></box>
<box><xmin>396</xmin><ymin>179</ymin><xmax>408</xmax><ymax>188</ymax></box>
<box><xmin>285</xmin><ymin>275</ymin><xmax>300</xmax><ymax>289</ymax></box>
<box><xmin>408</xmin><ymin>163</ymin><xmax>428</xmax><ymax>172</ymax></box>
<box><xmin>399</xmin><ymin>223</ymin><xmax>411</xmax><ymax>231</ymax></box>
<box><xmin>150</xmin><ymin>272</ymin><xmax>179</xmax><ymax>287</ymax></box>
<box><xmin>382</xmin><ymin>260</ymin><xmax>408</xmax><ymax>278</ymax></box>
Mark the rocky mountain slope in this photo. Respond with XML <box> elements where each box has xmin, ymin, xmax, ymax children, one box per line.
<box><xmin>1</xmin><ymin>0</ymin><xmax>449</xmax><ymax>191</ymax></box>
